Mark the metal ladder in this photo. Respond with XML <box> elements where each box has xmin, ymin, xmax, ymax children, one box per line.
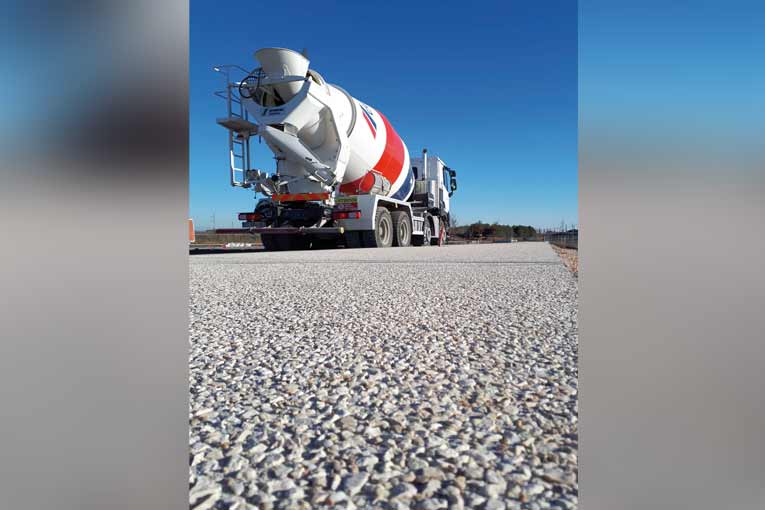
<box><xmin>214</xmin><ymin>69</ymin><xmax>260</xmax><ymax>188</ymax></box>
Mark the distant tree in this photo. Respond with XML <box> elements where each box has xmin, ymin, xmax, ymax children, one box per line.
<box><xmin>469</xmin><ymin>222</ymin><xmax>484</xmax><ymax>238</ymax></box>
<box><xmin>456</xmin><ymin>222</ymin><xmax>538</xmax><ymax>242</ymax></box>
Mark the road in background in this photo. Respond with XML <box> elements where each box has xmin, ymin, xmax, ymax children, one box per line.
<box><xmin>189</xmin><ymin>243</ymin><xmax>578</xmax><ymax>510</ymax></box>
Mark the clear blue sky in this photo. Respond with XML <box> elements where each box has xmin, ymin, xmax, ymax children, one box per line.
<box><xmin>190</xmin><ymin>1</ymin><xmax>577</xmax><ymax>230</ymax></box>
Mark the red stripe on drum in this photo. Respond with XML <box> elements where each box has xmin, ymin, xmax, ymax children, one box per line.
<box><xmin>340</xmin><ymin>111</ymin><xmax>406</xmax><ymax>194</ymax></box>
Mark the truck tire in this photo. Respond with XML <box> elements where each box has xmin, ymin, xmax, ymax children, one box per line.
<box><xmin>312</xmin><ymin>238</ymin><xmax>338</xmax><ymax>250</ymax></box>
<box><xmin>431</xmin><ymin>220</ymin><xmax>446</xmax><ymax>246</ymax></box>
<box><xmin>275</xmin><ymin>234</ymin><xmax>310</xmax><ymax>251</ymax></box>
<box><xmin>260</xmin><ymin>233</ymin><xmax>278</xmax><ymax>251</ymax></box>
<box><xmin>294</xmin><ymin>236</ymin><xmax>312</xmax><ymax>250</ymax></box>
<box><xmin>413</xmin><ymin>217</ymin><xmax>432</xmax><ymax>246</ymax></box>
<box><xmin>361</xmin><ymin>207</ymin><xmax>393</xmax><ymax>248</ymax></box>
<box><xmin>344</xmin><ymin>231</ymin><xmax>362</xmax><ymax>248</ymax></box>
<box><xmin>391</xmin><ymin>210</ymin><xmax>411</xmax><ymax>247</ymax></box>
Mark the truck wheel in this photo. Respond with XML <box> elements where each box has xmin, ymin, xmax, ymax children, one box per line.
<box><xmin>275</xmin><ymin>235</ymin><xmax>310</xmax><ymax>251</ymax></box>
<box><xmin>344</xmin><ymin>231</ymin><xmax>362</xmax><ymax>248</ymax></box>
<box><xmin>391</xmin><ymin>210</ymin><xmax>411</xmax><ymax>247</ymax></box>
<box><xmin>312</xmin><ymin>238</ymin><xmax>337</xmax><ymax>250</ymax></box>
<box><xmin>260</xmin><ymin>233</ymin><xmax>277</xmax><ymax>251</ymax></box>
<box><xmin>293</xmin><ymin>236</ymin><xmax>311</xmax><ymax>250</ymax></box>
<box><xmin>431</xmin><ymin>221</ymin><xmax>446</xmax><ymax>246</ymax></box>
<box><xmin>413</xmin><ymin>217</ymin><xmax>431</xmax><ymax>247</ymax></box>
<box><xmin>361</xmin><ymin>207</ymin><xmax>393</xmax><ymax>248</ymax></box>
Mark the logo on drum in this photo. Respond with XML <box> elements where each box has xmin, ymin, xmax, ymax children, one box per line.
<box><xmin>360</xmin><ymin>104</ymin><xmax>377</xmax><ymax>138</ymax></box>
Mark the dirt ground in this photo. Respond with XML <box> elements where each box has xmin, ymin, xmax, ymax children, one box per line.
<box><xmin>552</xmin><ymin>244</ymin><xmax>578</xmax><ymax>277</ymax></box>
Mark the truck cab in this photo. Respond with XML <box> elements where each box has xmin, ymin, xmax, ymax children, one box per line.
<box><xmin>410</xmin><ymin>152</ymin><xmax>457</xmax><ymax>219</ymax></box>
<box><xmin>408</xmin><ymin>150</ymin><xmax>458</xmax><ymax>244</ymax></box>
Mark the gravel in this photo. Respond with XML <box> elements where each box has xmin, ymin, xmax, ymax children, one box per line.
<box><xmin>189</xmin><ymin>242</ymin><xmax>578</xmax><ymax>509</ymax></box>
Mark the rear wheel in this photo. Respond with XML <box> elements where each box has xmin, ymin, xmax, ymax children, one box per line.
<box><xmin>294</xmin><ymin>236</ymin><xmax>311</xmax><ymax>250</ymax></box>
<box><xmin>311</xmin><ymin>238</ymin><xmax>338</xmax><ymax>250</ymax></box>
<box><xmin>260</xmin><ymin>233</ymin><xmax>277</xmax><ymax>251</ymax></box>
<box><xmin>274</xmin><ymin>234</ymin><xmax>310</xmax><ymax>251</ymax></box>
<box><xmin>361</xmin><ymin>207</ymin><xmax>393</xmax><ymax>248</ymax></box>
<box><xmin>391</xmin><ymin>210</ymin><xmax>411</xmax><ymax>247</ymax></box>
<box><xmin>344</xmin><ymin>231</ymin><xmax>363</xmax><ymax>249</ymax></box>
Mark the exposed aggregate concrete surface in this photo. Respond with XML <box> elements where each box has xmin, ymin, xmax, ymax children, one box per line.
<box><xmin>190</xmin><ymin>243</ymin><xmax>578</xmax><ymax>510</ymax></box>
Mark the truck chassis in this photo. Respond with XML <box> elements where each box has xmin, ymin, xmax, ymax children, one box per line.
<box><xmin>245</xmin><ymin>194</ymin><xmax>449</xmax><ymax>250</ymax></box>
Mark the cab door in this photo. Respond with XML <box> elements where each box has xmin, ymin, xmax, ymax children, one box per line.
<box><xmin>440</xmin><ymin>163</ymin><xmax>451</xmax><ymax>213</ymax></box>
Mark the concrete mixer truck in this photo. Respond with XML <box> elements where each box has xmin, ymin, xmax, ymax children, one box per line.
<box><xmin>213</xmin><ymin>48</ymin><xmax>458</xmax><ymax>250</ymax></box>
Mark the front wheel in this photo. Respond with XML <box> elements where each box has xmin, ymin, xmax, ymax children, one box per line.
<box><xmin>431</xmin><ymin>220</ymin><xmax>446</xmax><ymax>246</ymax></box>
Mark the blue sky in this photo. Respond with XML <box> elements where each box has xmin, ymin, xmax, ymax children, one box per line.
<box><xmin>190</xmin><ymin>1</ymin><xmax>577</xmax><ymax>230</ymax></box>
